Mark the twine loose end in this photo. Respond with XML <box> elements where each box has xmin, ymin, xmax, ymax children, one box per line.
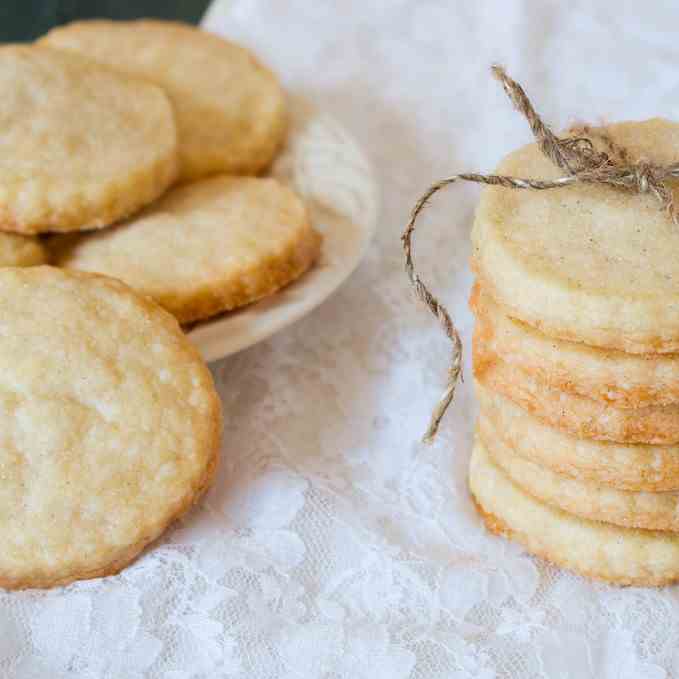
<box><xmin>404</xmin><ymin>64</ymin><xmax>679</xmax><ymax>441</ymax></box>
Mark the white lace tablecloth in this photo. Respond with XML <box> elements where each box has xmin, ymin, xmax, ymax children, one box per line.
<box><xmin>5</xmin><ymin>2</ymin><xmax>679</xmax><ymax>677</ymax></box>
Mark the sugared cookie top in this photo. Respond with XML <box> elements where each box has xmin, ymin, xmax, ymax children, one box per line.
<box><xmin>0</xmin><ymin>267</ymin><xmax>221</xmax><ymax>589</ymax></box>
<box><xmin>473</xmin><ymin>118</ymin><xmax>679</xmax><ymax>353</ymax></box>
<box><xmin>0</xmin><ymin>45</ymin><xmax>177</xmax><ymax>234</ymax></box>
<box><xmin>52</xmin><ymin>176</ymin><xmax>321</xmax><ymax>324</ymax></box>
<box><xmin>42</xmin><ymin>20</ymin><xmax>287</xmax><ymax>181</ymax></box>
<box><xmin>0</xmin><ymin>232</ymin><xmax>48</xmax><ymax>266</ymax></box>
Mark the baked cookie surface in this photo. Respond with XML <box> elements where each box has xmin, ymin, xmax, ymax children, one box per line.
<box><xmin>477</xmin><ymin>383</ymin><xmax>679</xmax><ymax>492</ymax></box>
<box><xmin>52</xmin><ymin>176</ymin><xmax>322</xmax><ymax>324</ymax></box>
<box><xmin>0</xmin><ymin>45</ymin><xmax>177</xmax><ymax>234</ymax></box>
<box><xmin>481</xmin><ymin>426</ymin><xmax>679</xmax><ymax>532</ymax></box>
<box><xmin>0</xmin><ymin>232</ymin><xmax>48</xmax><ymax>266</ymax></box>
<box><xmin>472</xmin><ymin>119</ymin><xmax>679</xmax><ymax>353</ymax></box>
<box><xmin>42</xmin><ymin>19</ymin><xmax>287</xmax><ymax>182</ymax></box>
<box><xmin>0</xmin><ymin>267</ymin><xmax>221</xmax><ymax>589</ymax></box>
<box><xmin>474</xmin><ymin>333</ymin><xmax>679</xmax><ymax>444</ymax></box>
<box><xmin>471</xmin><ymin>283</ymin><xmax>679</xmax><ymax>408</ymax></box>
<box><xmin>470</xmin><ymin>437</ymin><xmax>679</xmax><ymax>587</ymax></box>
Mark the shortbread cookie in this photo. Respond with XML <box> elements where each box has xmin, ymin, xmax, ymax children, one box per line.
<box><xmin>0</xmin><ymin>267</ymin><xmax>221</xmax><ymax>589</ymax></box>
<box><xmin>51</xmin><ymin>176</ymin><xmax>321</xmax><ymax>324</ymax></box>
<box><xmin>471</xmin><ymin>283</ymin><xmax>679</xmax><ymax>408</ymax></box>
<box><xmin>470</xmin><ymin>438</ymin><xmax>679</xmax><ymax>586</ymax></box>
<box><xmin>477</xmin><ymin>383</ymin><xmax>679</xmax><ymax>492</ymax></box>
<box><xmin>0</xmin><ymin>233</ymin><xmax>48</xmax><ymax>266</ymax></box>
<box><xmin>42</xmin><ymin>20</ymin><xmax>286</xmax><ymax>182</ymax></box>
<box><xmin>481</xmin><ymin>427</ymin><xmax>679</xmax><ymax>532</ymax></box>
<box><xmin>474</xmin><ymin>335</ymin><xmax>679</xmax><ymax>444</ymax></box>
<box><xmin>472</xmin><ymin>119</ymin><xmax>679</xmax><ymax>354</ymax></box>
<box><xmin>0</xmin><ymin>45</ymin><xmax>177</xmax><ymax>234</ymax></box>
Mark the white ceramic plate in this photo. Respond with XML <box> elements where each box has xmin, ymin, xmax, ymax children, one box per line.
<box><xmin>187</xmin><ymin>96</ymin><xmax>379</xmax><ymax>363</ymax></box>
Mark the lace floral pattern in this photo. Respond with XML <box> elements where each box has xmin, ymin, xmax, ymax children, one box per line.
<box><xmin>3</xmin><ymin>1</ymin><xmax>679</xmax><ymax>677</ymax></box>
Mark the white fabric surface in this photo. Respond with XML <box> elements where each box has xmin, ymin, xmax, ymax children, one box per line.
<box><xmin>5</xmin><ymin>1</ymin><xmax>679</xmax><ymax>677</ymax></box>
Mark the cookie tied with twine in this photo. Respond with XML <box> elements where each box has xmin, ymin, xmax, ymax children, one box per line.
<box><xmin>403</xmin><ymin>65</ymin><xmax>679</xmax><ymax>443</ymax></box>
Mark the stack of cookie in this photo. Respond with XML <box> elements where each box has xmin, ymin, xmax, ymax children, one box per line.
<box><xmin>468</xmin><ymin>119</ymin><xmax>679</xmax><ymax>586</ymax></box>
<box><xmin>0</xmin><ymin>20</ymin><xmax>322</xmax><ymax>589</ymax></box>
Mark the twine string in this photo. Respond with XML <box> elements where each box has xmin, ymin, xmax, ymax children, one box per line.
<box><xmin>403</xmin><ymin>65</ymin><xmax>679</xmax><ymax>442</ymax></box>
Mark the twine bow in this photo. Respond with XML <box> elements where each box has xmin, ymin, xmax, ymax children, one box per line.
<box><xmin>403</xmin><ymin>65</ymin><xmax>679</xmax><ymax>443</ymax></box>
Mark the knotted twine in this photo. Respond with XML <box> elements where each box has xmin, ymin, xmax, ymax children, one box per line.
<box><xmin>403</xmin><ymin>65</ymin><xmax>679</xmax><ymax>443</ymax></box>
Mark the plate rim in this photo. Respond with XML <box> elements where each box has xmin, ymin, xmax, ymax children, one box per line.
<box><xmin>187</xmin><ymin>102</ymin><xmax>379</xmax><ymax>364</ymax></box>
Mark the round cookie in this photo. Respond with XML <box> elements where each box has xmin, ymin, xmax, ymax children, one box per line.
<box><xmin>469</xmin><ymin>438</ymin><xmax>679</xmax><ymax>587</ymax></box>
<box><xmin>51</xmin><ymin>176</ymin><xmax>322</xmax><ymax>324</ymax></box>
<box><xmin>477</xmin><ymin>383</ymin><xmax>679</xmax><ymax>492</ymax></box>
<box><xmin>0</xmin><ymin>45</ymin><xmax>177</xmax><ymax>235</ymax></box>
<box><xmin>472</xmin><ymin>119</ymin><xmax>679</xmax><ymax>354</ymax></box>
<box><xmin>42</xmin><ymin>19</ymin><xmax>287</xmax><ymax>182</ymax></box>
<box><xmin>481</xmin><ymin>426</ymin><xmax>679</xmax><ymax>532</ymax></box>
<box><xmin>471</xmin><ymin>282</ymin><xmax>679</xmax><ymax>408</ymax></box>
<box><xmin>473</xmin><ymin>334</ymin><xmax>679</xmax><ymax>444</ymax></box>
<box><xmin>0</xmin><ymin>267</ymin><xmax>221</xmax><ymax>589</ymax></box>
<box><xmin>0</xmin><ymin>232</ymin><xmax>48</xmax><ymax>266</ymax></box>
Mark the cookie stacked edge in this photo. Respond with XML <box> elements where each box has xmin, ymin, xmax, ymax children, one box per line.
<box><xmin>469</xmin><ymin>119</ymin><xmax>679</xmax><ymax>586</ymax></box>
